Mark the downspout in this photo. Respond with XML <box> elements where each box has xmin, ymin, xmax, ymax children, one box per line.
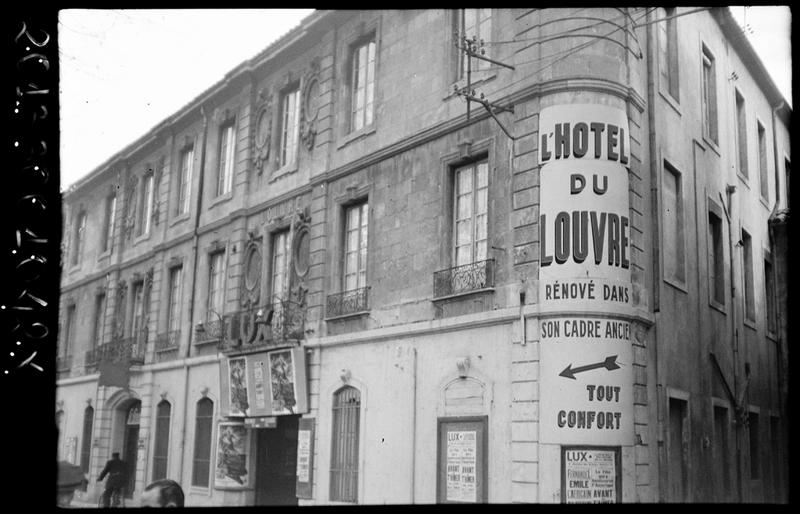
<box><xmin>644</xmin><ymin>10</ymin><xmax>664</xmax><ymax>501</ymax></box>
<box><xmin>177</xmin><ymin>103</ymin><xmax>210</xmax><ymax>485</ymax></box>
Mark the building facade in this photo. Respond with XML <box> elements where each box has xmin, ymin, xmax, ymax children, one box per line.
<box><xmin>56</xmin><ymin>8</ymin><xmax>790</xmax><ymax>505</ymax></box>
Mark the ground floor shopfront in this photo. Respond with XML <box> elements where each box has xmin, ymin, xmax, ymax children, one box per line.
<box><xmin>57</xmin><ymin>302</ymin><xmax>658</xmax><ymax>506</ymax></box>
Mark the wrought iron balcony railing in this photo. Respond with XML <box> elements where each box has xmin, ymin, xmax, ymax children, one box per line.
<box><xmin>86</xmin><ymin>332</ymin><xmax>146</xmax><ymax>366</ymax></box>
<box><xmin>155</xmin><ymin>330</ymin><xmax>180</xmax><ymax>352</ymax></box>
<box><xmin>433</xmin><ymin>258</ymin><xmax>495</xmax><ymax>299</ymax></box>
<box><xmin>326</xmin><ymin>286</ymin><xmax>370</xmax><ymax>318</ymax></box>
<box><xmin>195</xmin><ymin>318</ymin><xmax>225</xmax><ymax>345</ymax></box>
<box><xmin>217</xmin><ymin>299</ymin><xmax>307</xmax><ymax>353</ymax></box>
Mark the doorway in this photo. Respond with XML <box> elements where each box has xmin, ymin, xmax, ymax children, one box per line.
<box><xmin>255</xmin><ymin>415</ymin><xmax>299</xmax><ymax>505</ymax></box>
<box><xmin>122</xmin><ymin>401</ymin><xmax>141</xmax><ymax>499</ymax></box>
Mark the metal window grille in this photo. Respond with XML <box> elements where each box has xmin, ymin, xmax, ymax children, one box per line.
<box><xmin>152</xmin><ymin>400</ymin><xmax>171</xmax><ymax>481</ymax></box>
<box><xmin>192</xmin><ymin>398</ymin><xmax>214</xmax><ymax>487</ymax></box>
<box><xmin>330</xmin><ymin>386</ymin><xmax>360</xmax><ymax>503</ymax></box>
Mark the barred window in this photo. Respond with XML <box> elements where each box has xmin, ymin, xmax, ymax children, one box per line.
<box><xmin>152</xmin><ymin>400</ymin><xmax>171</xmax><ymax>481</ymax></box>
<box><xmin>192</xmin><ymin>398</ymin><xmax>214</xmax><ymax>487</ymax></box>
<box><xmin>80</xmin><ymin>406</ymin><xmax>94</xmax><ymax>477</ymax></box>
<box><xmin>454</xmin><ymin>161</ymin><xmax>489</xmax><ymax>267</ymax></box>
<box><xmin>343</xmin><ymin>202</ymin><xmax>369</xmax><ymax>291</ymax></box>
<box><xmin>330</xmin><ymin>386</ymin><xmax>360</xmax><ymax>503</ymax></box>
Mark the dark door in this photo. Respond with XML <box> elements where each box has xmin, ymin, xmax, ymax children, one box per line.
<box><xmin>123</xmin><ymin>402</ymin><xmax>141</xmax><ymax>498</ymax></box>
<box><xmin>255</xmin><ymin>415</ymin><xmax>299</xmax><ymax>505</ymax></box>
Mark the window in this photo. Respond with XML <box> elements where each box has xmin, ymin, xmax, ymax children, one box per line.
<box><xmin>742</xmin><ymin>230</ymin><xmax>755</xmax><ymax>322</ymax></box>
<box><xmin>102</xmin><ymin>194</ymin><xmax>116</xmax><ymax>253</ymax></box>
<box><xmin>343</xmin><ymin>202</ymin><xmax>369</xmax><ymax>291</ymax></box>
<box><xmin>764</xmin><ymin>258</ymin><xmax>776</xmax><ymax>333</ymax></box>
<box><xmin>217</xmin><ymin>124</ymin><xmax>235</xmax><ymax>196</ymax></box>
<box><xmin>659</xmin><ymin>7</ymin><xmax>680</xmax><ymax>101</ymax></box>
<box><xmin>667</xmin><ymin>397</ymin><xmax>689</xmax><ymax>501</ymax></box>
<box><xmin>748</xmin><ymin>411</ymin><xmax>760</xmax><ymax>479</ymax></box>
<box><xmin>177</xmin><ymin>147</ymin><xmax>194</xmax><ymax>215</ymax></box>
<box><xmin>713</xmin><ymin>405</ymin><xmax>731</xmax><ymax>500</ymax></box>
<box><xmin>137</xmin><ymin>173</ymin><xmax>154</xmax><ymax>236</ymax></box>
<box><xmin>758</xmin><ymin>122</ymin><xmax>769</xmax><ymax>201</ymax></box>
<box><xmin>708</xmin><ymin>211</ymin><xmax>725</xmax><ymax>305</ymax></box>
<box><xmin>701</xmin><ymin>46</ymin><xmax>718</xmax><ymax>144</ymax></box>
<box><xmin>191</xmin><ymin>398</ymin><xmax>214</xmax><ymax>487</ymax></box>
<box><xmin>152</xmin><ymin>400</ymin><xmax>171</xmax><ymax>481</ymax></box>
<box><xmin>71</xmin><ymin>211</ymin><xmax>87</xmax><ymax>266</ymax></box>
<box><xmin>350</xmin><ymin>39</ymin><xmax>376</xmax><ymax>132</ymax></box>
<box><xmin>456</xmin><ymin>9</ymin><xmax>492</xmax><ymax>77</ymax></box>
<box><xmin>80</xmin><ymin>406</ymin><xmax>94</xmax><ymax>482</ymax></box>
<box><xmin>92</xmin><ymin>293</ymin><xmax>106</xmax><ymax>349</ymax></box>
<box><xmin>735</xmin><ymin>90</ymin><xmax>748</xmax><ymax>177</ymax></box>
<box><xmin>166</xmin><ymin>266</ymin><xmax>183</xmax><ymax>335</ymax></box>
<box><xmin>280</xmin><ymin>88</ymin><xmax>301</xmax><ymax>167</ymax></box>
<box><xmin>271</xmin><ymin>231</ymin><xmax>290</xmax><ymax>303</ymax></box>
<box><xmin>454</xmin><ymin>160</ymin><xmax>489</xmax><ymax>267</ymax></box>
<box><xmin>784</xmin><ymin>159</ymin><xmax>790</xmax><ymax>208</ymax></box>
<box><xmin>63</xmin><ymin>304</ymin><xmax>76</xmax><ymax>357</ymax></box>
<box><xmin>131</xmin><ymin>282</ymin><xmax>146</xmax><ymax>339</ymax></box>
<box><xmin>208</xmin><ymin>253</ymin><xmax>225</xmax><ymax>321</ymax></box>
<box><xmin>663</xmin><ymin>162</ymin><xmax>685</xmax><ymax>283</ymax></box>
<box><xmin>330</xmin><ymin>386</ymin><xmax>360</xmax><ymax>503</ymax></box>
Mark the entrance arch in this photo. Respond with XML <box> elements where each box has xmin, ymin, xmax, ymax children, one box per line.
<box><xmin>106</xmin><ymin>393</ymin><xmax>142</xmax><ymax>499</ymax></box>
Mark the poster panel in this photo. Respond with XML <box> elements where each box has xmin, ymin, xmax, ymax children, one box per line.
<box><xmin>228</xmin><ymin>357</ymin><xmax>250</xmax><ymax>416</ymax></box>
<box><xmin>295</xmin><ymin>417</ymin><xmax>315</xmax><ymax>499</ymax></box>
<box><xmin>269</xmin><ymin>349</ymin><xmax>297</xmax><ymax>414</ymax></box>
<box><xmin>561</xmin><ymin>446</ymin><xmax>621</xmax><ymax>503</ymax></box>
<box><xmin>214</xmin><ymin>422</ymin><xmax>251</xmax><ymax>489</ymax></box>
<box><xmin>437</xmin><ymin>417</ymin><xmax>487</xmax><ymax>503</ymax></box>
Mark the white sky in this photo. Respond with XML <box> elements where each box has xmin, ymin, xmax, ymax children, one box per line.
<box><xmin>58</xmin><ymin>7</ymin><xmax>792</xmax><ymax>190</ymax></box>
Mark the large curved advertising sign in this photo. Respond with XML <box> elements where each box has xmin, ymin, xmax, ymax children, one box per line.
<box><xmin>538</xmin><ymin>104</ymin><xmax>634</xmax><ymax>446</ymax></box>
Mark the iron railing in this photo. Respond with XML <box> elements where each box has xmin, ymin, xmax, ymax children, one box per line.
<box><xmin>154</xmin><ymin>330</ymin><xmax>180</xmax><ymax>352</ymax></box>
<box><xmin>433</xmin><ymin>258</ymin><xmax>495</xmax><ymax>299</ymax></box>
<box><xmin>217</xmin><ymin>299</ymin><xmax>306</xmax><ymax>353</ymax></box>
<box><xmin>326</xmin><ymin>287</ymin><xmax>370</xmax><ymax>318</ymax></box>
<box><xmin>195</xmin><ymin>318</ymin><xmax>225</xmax><ymax>345</ymax></box>
<box><xmin>86</xmin><ymin>331</ymin><xmax>147</xmax><ymax>366</ymax></box>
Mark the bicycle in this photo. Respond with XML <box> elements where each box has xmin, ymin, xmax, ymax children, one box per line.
<box><xmin>97</xmin><ymin>482</ymin><xmax>126</xmax><ymax>508</ymax></box>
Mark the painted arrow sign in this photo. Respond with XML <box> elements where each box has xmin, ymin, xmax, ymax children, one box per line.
<box><xmin>559</xmin><ymin>355</ymin><xmax>620</xmax><ymax>380</ymax></box>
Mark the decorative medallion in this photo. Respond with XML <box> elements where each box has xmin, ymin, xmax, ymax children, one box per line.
<box><xmin>242</xmin><ymin>238</ymin><xmax>263</xmax><ymax>307</ymax></box>
<box><xmin>300</xmin><ymin>58</ymin><xmax>321</xmax><ymax>151</ymax></box>
<box><xmin>252</xmin><ymin>87</ymin><xmax>273</xmax><ymax>175</ymax></box>
<box><xmin>292</xmin><ymin>227</ymin><xmax>310</xmax><ymax>277</ymax></box>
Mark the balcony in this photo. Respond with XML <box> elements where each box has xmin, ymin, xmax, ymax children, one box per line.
<box><xmin>433</xmin><ymin>258</ymin><xmax>495</xmax><ymax>299</ymax></box>
<box><xmin>326</xmin><ymin>287</ymin><xmax>370</xmax><ymax>318</ymax></box>
<box><xmin>154</xmin><ymin>330</ymin><xmax>180</xmax><ymax>352</ymax></box>
<box><xmin>86</xmin><ymin>330</ymin><xmax>147</xmax><ymax>368</ymax></box>
<box><xmin>217</xmin><ymin>299</ymin><xmax>306</xmax><ymax>353</ymax></box>
<box><xmin>195</xmin><ymin>318</ymin><xmax>225</xmax><ymax>345</ymax></box>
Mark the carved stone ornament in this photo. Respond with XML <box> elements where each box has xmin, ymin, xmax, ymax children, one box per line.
<box><xmin>340</xmin><ymin>368</ymin><xmax>351</xmax><ymax>384</ymax></box>
<box><xmin>252</xmin><ymin>87</ymin><xmax>273</xmax><ymax>175</ymax></box>
<box><xmin>300</xmin><ymin>58</ymin><xmax>321</xmax><ymax>151</ymax></box>
<box><xmin>456</xmin><ymin>356</ymin><xmax>471</xmax><ymax>378</ymax></box>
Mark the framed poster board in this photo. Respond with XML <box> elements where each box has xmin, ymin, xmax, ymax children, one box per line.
<box><xmin>436</xmin><ymin>416</ymin><xmax>488</xmax><ymax>503</ymax></box>
<box><xmin>561</xmin><ymin>446</ymin><xmax>621</xmax><ymax>503</ymax></box>
<box><xmin>214</xmin><ymin>422</ymin><xmax>253</xmax><ymax>489</ymax></box>
<box><xmin>295</xmin><ymin>417</ymin><xmax>315</xmax><ymax>499</ymax></box>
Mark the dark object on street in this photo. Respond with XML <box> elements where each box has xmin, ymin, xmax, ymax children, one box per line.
<box><xmin>142</xmin><ymin>479</ymin><xmax>186</xmax><ymax>507</ymax></box>
<box><xmin>57</xmin><ymin>460</ymin><xmax>87</xmax><ymax>507</ymax></box>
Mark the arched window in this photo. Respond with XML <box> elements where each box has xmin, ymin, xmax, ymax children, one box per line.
<box><xmin>80</xmin><ymin>406</ymin><xmax>94</xmax><ymax>481</ymax></box>
<box><xmin>192</xmin><ymin>398</ymin><xmax>214</xmax><ymax>487</ymax></box>
<box><xmin>330</xmin><ymin>386</ymin><xmax>360</xmax><ymax>503</ymax></box>
<box><xmin>152</xmin><ymin>400</ymin><xmax>171</xmax><ymax>481</ymax></box>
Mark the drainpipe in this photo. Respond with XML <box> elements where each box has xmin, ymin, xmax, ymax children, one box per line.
<box><xmin>768</xmin><ymin>100</ymin><xmax>785</xmax><ymax>415</ymax></box>
<box><xmin>644</xmin><ymin>10</ymin><xmax>664</xmax><ymax>501</ymax></box>
<box><xmin>177</xmin><ymin>103</ymin><xmax>210</xmax><ymax>486</ymax></box>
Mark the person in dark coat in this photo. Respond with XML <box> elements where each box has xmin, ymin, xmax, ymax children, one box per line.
<box><xmin>97</xmin><ymin>452</ymin><xmax>126</xmax><ymax>507</ymax></box>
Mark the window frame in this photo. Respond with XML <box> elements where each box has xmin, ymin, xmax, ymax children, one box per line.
<box><xmin>661</xmin><ymin>160</ymin><xmax>687</xmax><ymax>289</ymax></box>
<box><xmin>700</xmin><ymin>43</ymin><xmax>719</xmax><ymax>148</ymax></box>
<box><xmin>748</xmin><ymin>407</ymin><xmax>761</xmax><ymax>481</ymax></box>
<box><xmin>454</xmin><ymin>9</ymin><xmax>494</xmax><ymax>80</ymax></box>
<box><xmin>452</xmin><ymin>159</ymin><xmax>490</xmax><ymax>268</ymax></box>
<box><xmin>92</xmin><ymin>292</ymin><xmax>106</xmax><ymax>350</ymax></box>
<box><xmin>270</xmin><ymin>229</ymin><xmax>291</xmax><ymax>304</ymax></box>
<box><xmin>71</xmin><ymin>210</ymin><xmax>87</xmax><ymax>266</ymax></box>
<box><xmin>63</xmin><ymin>303</ymin><xmax>77</xmax><ymax>358</ymax></box>
<box><xmin>757</xmin><ymin>119</ymin><xmax>770</xmax><ymax>203</ymax></box>
<box><xmin>137</xmin><ymin>171</ymin><xmax>155</xmax><ymax>237</ymax></box>
<box><xmin>349</xmin><ymin>38</ymin><xmax>377</xmax><ymax>134</ymax></box>
<box><xmin>707</xmin><ymin>198</ymin><xmax>726</xmax><ymax>311</ymax></box>
<box><xmin>216</xmin><ymin>122</ymin><xmax>236</xmax><ymax>198</ymax></box>
<box><xmin>166</xmin><ymin>265</ymin><xmax>183</xmax><ymax>336</ymax></box>
<box><xmin>329</xmin><ymin>385</ymin><xmax>361</xmax><ymax>503</ymax></box>
<box><xmin>710</xmin><ymin>398</ymin><xmax>733</xmax><ymax>501</ymax></box>
<box><xmin>101</xmin><ymin>193</ymin><xmax>117</xmax><ymax>254</ymax></box>
<box><xmin>763</xmin><ymin>252</ymin><xmax>777</xmax><ymax>337</ymax></box>
<box><xmin>177</xmin><ymin>145</ymin><xmax>194</xmax><ymax>216</ymax></box>
<box><xmin>191</xmin><ymin>397</ymin><xmax>215</xmax><ymax>488</ymax></box>
<box><xmin>665</xmin><ymin>389</ymin><xmax>690</xmax><ymax>502</ymax></box>
<box><xmin>741</xmin><ymin>228</ymin><xmax>756</xmax><ymax>325</ymax></box>
<box><xmin>734</xmin><ymin>88</ymin><xmax>748</xmax><ymax>179</ymax></box>
<box><xmin>658</xmin><ymin>7</ymin><xmax>680</xmax><ymax>104</ymax></box>
<box><xmin>80</xmin><ymin>405</ymin><xmax>94</xmax><ymax>477</ymax></box>
<box><xmin>341</xmin><ymin>201</ymin><xmax>369</xmax><ymax>293</ymax></box>
<box><xmin>278</xmin><ymin>85</ymin><xmax>301</xmax><ymax>170</ymax></box>
<box><xmin>207</xmin><ymin>252</ymin><xmax>226</xmax><ymax>322</ymax></box>
<box><xmin>151</xmin><ymin>399</ymin><xmax>172</xmax><ymax>482</ymax></box>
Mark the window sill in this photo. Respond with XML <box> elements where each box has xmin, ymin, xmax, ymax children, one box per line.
<box><xmin>743</xmin><ymin>317</ymin><xmax>757</xmax><ymax>331</ymax></box>
<box><xmin>659</xmin><ymin>89</ymin><xmax>681</xmax><ymax>116</ymax></box>
<box><xmin>702</xmin><ymin>135</ymin><xmax>721</xmax><ymax>157</ymax></box>
<box><xmin>663</xmin><ymin>276</ymin><xmax>688</xmax><ymax>294</ymax></box>
<box><xmin>170</xmin><ymin>212</ymin><xmax>191</xmax><ymax>227</ymax></box>
<box><xmin>209</xmin><ymin>191</ymin><xmax>233</xmax><ymax>209</ymax></box>
<box><xmin>193</xmin><ymin>337</ymin><xmax>221</xmax><ymax>347</ymax></box>
<box><xmin>432</xmin><ymin>287</ymin><xmax>495</xmax><ymax>303</ymax></box>
<box><xmin>133</xmin><ymin>231</ymin><xmax>151</xmax><ymax>246</ymax></box>
<box><xmin>97</xmin><ymin>249</ymin><xmax>112</xmax><ymax>261</ymax></box>
<box><xmin>269</xmin><ymin>162</ymin><xmax>299</xmax><ymax>183</ymax></box>
<box><xmin>709</xmin><ymin>299</ymin><xmax>727</xmax><ymax>315</ymax></box>
<box><xmin>737</xmin><ymin>172</ymin><xmax>751</xmax><ymax>190</ymax></box>
<box><xmin>759</xmin><ymin>195</ymin><xmax>770</xmax><ymax>211</ymax></box>
<box><xmin>337</xmin><ymin>124</ymin><xmax>376</xmax><ymax>150</ymax></box>
<box><xmin>766</xmin><ymin>330</ymin><xmax>778</xmax><ymax>342</ymax></box>
<box><xmin>325</xmin><ymin>310</ymin><xmax>371</xmax><ymax>322</ymax></box>
<box><xmin>155</xmin><ymin>345</ymin><xmax>180</xmax><ymax>354</ymax></box>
